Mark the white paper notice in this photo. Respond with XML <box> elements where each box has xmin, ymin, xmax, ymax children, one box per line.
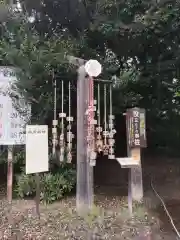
<box><xmin>26</xmin><ymin>125</ymin><xmax>49</xmax><ymax>174</ymax></box>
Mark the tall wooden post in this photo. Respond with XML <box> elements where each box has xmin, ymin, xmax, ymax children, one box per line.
<box><xmin>126</xmin><ymin>108</ymin><xmax>146</xmax><ymax>202</ymax></box>
<box><xmin>76</xmin><ymin>66</ymin><xmax>91</xmax><ymax>214</ymax></box>
<box><xmin>68</xmin><ymin>56</ymin><xmax>100</xmax><ymax>215</ymax></box>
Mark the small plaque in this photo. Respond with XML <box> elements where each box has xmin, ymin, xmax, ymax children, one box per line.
<box><xmin>94</xmin><ymin>100</ymin><xmax>97</xmax><ymax>105</ymax></box>
<box><xmin>87</xmin><ymin>135</ymin><xmax>93</xmax><ymax>141</ymax></box>
<box><xmin>52</xmin><ymin>120</ymin><xmax>58</xmax><ymax>126</ymax></box>
<box><xmin>85</xmin><ymin>109</ymin><xmax>88</xmax><ymax>115</ymax></box>
<box><xmin>93</xmin><ymin>106</ymin><xmax>96</xmax><ymax>111</ymax></box>
<box><xmin>60</xmin><ymin>147</ymin><xmax>65</xmax><ymax>154</ymax></box>
<box><xmin>108</xmin><ymin>123</ymin><xmax>114</xmax><ymax>129</ymax></box>
<box><xmin>112</xmin><ymin>129</ymin><xmax>116</xmax><ymax>134</ymax></box>
<box><xmin>96</xmin><ymin>135</ymin><xmax>102</xmax><ymax>140</ymax></box>
<box><xmin>60</xmin><ymin>134</ymin><xmax>64</xmax><ymax>140</ymax></box>
<box><xmin>67</xmin><ymin>124</ymin><xmax>72</xmax><ymax>131</ymax></box>
<box><xmin>97</xmin><ymin>147</ymin><xmax>102</xmax><ymax>152</ymax></box>
<box><xmin>108</xmin><ymin>155</ymin><xmax>115</xmax><ymax>159</ymax></box>
<box><xmin>109</xmin><ymin>147</ymin><xmax>114</xmax><ymax>154</ymax></box>
<box><xmin>104</xmin><ymin>151</ymin><xmax>109</xmax><ymax>155</ymax></box>
<box><xmin>96</xmin><ymin>139</ymin><xmax>103</xmax><ymax>146</ymax></box>
<box><xmin>90</xmin><ymin>119</ymin><xmax>97</xmax><ymax>125</ymax></box>
<box><xmin>67</xmin><ymin>153</ymin><xmax>72</xmax><ymax>163</ymax></box>
<box><xmin>90</xmin><ymin>159</ymin><xmax>96</xmax><ymax>166</ymax></box>
<box><xmin>108</xmin><ymin>138</ymin><xmax>115</xmax><ymax>146</ymax></box>
<box><xmin>109</xmin><ymin>115</ymin><xmax>115</xmax><ymax>120</ymax></box>
<box><xmin>96</xmin><ymin>127</ymin><xmax>102</xmax><ymax>132</ymax></box>
<box><xmin>67</xmin><ymin>131</ymin><xmax>73</xmax><ymax>140</ymax></box>
<box><xmin>67</xmin><ymin>143</ymin><xmax>72</xmax><ymax>149</ymax></box>
<box><xmin>103</xmin><ymin>131</ymin><xmax>109</xmax><ymax>136</ymax></box>
<box><xmin>59</xmin><ymin>113</ymin><xmax>66</xmax><ymax>118</ymax></box>
<box><xmin>103</xmin><ymin>145</ymin><xmax>109</xmax><ymax>155</ymax></box>
<box><xmin>52</xmin><ymin>127</ymin><xmax>57</xmax><ymax>134</ymax></box>
<box><xmin>59</xmin><ymin>140</ymin><xmax>64</xmax><ymax>147</ymax></box>
<box><xmin>66</xmin><ymin>116</ymin><xmax>74</xmax><ymax>122</ymax></box>
<box><xmin>109</xmin><ymin>133</ymin><xmax>114</xmax><ymax>138</ymax></box>
<box><xmin>59</xmin><ymin>155</ymin><xmax>64</xmax><ymax>162</ymax></box>
<box><xmin>90</xmin><ymin>151</ymin><xmax>97</xmax><ymax>160</ymax></box>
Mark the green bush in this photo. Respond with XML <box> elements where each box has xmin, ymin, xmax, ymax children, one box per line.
<box><xmin>15</xmin><ymin>164</ymin><xmax>76</xmax><ymax>204</ymax></box>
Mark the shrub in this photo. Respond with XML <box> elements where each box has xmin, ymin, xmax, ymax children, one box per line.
<box><xmin>15</xmin><ymin>163</ymin><xmax>76</xmax><ymax>203</ymax></box>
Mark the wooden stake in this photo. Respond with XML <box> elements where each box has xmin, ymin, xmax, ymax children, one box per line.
<box><xmin>7</xmin><ymin>145</ymin><xmax>13</xmax><ymax>224</ymax></box>
<box><xmin>35</xmin><ymin>173</ymin><xmax>40</xmax><ymax>219</ymax></box>
<box><xmin>7</xmin><ymin>145</ymin><xmax>13</xmax><ymax>204</ymax></box>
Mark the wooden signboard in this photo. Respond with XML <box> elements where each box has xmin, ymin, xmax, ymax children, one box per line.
<box><xmin>126</xmin><ymin>108</ymin><xmax>147</xmax><ymax>148</ymax></box>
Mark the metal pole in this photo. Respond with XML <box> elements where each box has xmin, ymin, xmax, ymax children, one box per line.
<box><xmin>76</xmin><ymin>65</ymin><xmax>89</xmax><ymax>215</ymax></box>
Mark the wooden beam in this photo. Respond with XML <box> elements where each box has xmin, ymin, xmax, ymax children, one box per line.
<box><xmin>66</xmin><ymin>55</ymin><xmax>86</xmax><ymax>67</ymax></box>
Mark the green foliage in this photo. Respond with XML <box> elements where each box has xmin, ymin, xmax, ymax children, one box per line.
<box><xmin>15</xmin><ymin>164</ymin><xmax>76</xmax><ymax>204</ymax></box>
<box><xmin>0</xmin><ymin>16</ymin><xmax>78</xmax><ymax>124</ymax></box>
<box><xmin>15</xmin><ymin>173</ymin><xmax>36</xmax><ymax>198</ymax></box>
<box><xmin>2</xmin><ymin>0</ymin><xmax>180</xmax><ymax>155</ymax></box>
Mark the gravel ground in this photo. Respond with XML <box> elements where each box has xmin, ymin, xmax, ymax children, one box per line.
<box><xmin>0</xmin><ymin>158</ymin><xmax>179</xmax><ymax>239</ymax></box>
<box><xmin>0</xmin><ymin>195</ymin><xmax>175</xmax><ymax>240</ymax></box>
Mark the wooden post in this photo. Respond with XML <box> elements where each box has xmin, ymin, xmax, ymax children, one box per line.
<box><xmin>130</xmin><ymin>148</ymin><xmax>143</xmax><ymax>201</ymax></box>
<box><xmin>7</xmin><ymin>145</ymin><xmax>13</xmax><ymax>203</ymax></box>
<box><xmin>76</xmin><ymin>65</ymin><xmax>89</xmax><ymax>215</ymax></box>
<box><xmin>68</xmin><ymin>56</ymin><xmax>97</xmax><ymax>214</ymax></box>
<box><xmin>126</xmin><ymin>108</ymin><xmax>146</xmax><ymax>203</ymax></box>
<box><xmin>35</xmin><ymin>173</ymin><xmax>40</xmax><ymax>219</ymax></box>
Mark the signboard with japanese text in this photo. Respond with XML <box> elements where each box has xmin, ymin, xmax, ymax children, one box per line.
<box><xmin>26</xmin><ymin>125</ymin><xmax>49</xmax><ymax>174</ymax></box>
<box><xmin>0</xmin><ymin>66</ymin><xmax>31</xmax><ymax>145</ymax></box>
<box><xmin>126</xmin><ymin>108</ymin><xmax>147</xmax><ymax>148</ymax></box>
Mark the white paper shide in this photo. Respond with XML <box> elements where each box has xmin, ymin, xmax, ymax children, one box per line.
<box><xmin>26</xmin><ymin>125</ymin><xmax>49</xmax><ymax>174</ymax></box>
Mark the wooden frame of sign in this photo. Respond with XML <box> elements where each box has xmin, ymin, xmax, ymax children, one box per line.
<box><xmin>116</xmin><ymin>108</ymin><xmax>147</xmax><ymax>215</ymax></box>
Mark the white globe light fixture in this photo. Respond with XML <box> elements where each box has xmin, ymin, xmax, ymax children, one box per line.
<box><xmin>84</xmin><ymin>59</ymin><xmax>102</xmax><ymax>77</ymax></box>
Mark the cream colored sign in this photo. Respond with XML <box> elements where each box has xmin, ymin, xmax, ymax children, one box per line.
<box><xmin>26</xmin><ymin>125</ymin><xmax>49</xmax><ymax>174</ymax></box>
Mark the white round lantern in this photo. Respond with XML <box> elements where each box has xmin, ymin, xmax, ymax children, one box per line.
<box><xmin>84</xmin><ymin>59</ymin><xmax>102</xmax><ymax>77</ymax></box>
